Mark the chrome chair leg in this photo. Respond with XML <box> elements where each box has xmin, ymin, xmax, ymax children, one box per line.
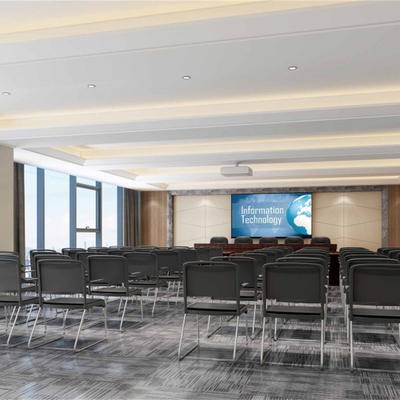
<box><xmin>176</xmin><ymin>281</ymin><xmax>181</xmax><ymax>305</ymax></box>
<box><xmin>152</xmin><ymin>288</ymin><xmax>158</xmax><ymax>317</ymax></box>
<box><xmin>73</xmin><ymin>309</ymin><xmax>86</xmax><ymax>352</ymax></box>
<box><xmin>320</xmin><ymin>319</ymin><xmax>324</xmax><ymax>370</ymax></box>
<box><xmin>28</xmin><ymin>307</ymin><xmax>42</xmax><ymax>349</ymax></box>
<box><xmin>350</xmin><ymin>320</ymin><xmax>354</xmax><ymax>372</ymax></box>
<box><xmin>232</xmin><ymin>316</ymin><xmax>240</xmax><ymax>362</ymax></box>
<box><xmin>260</xmin><ymin>316</ymin><xmax>266</xmax><ymax>365</ymax></box>
<box><xmin>119</xmin><ymin>297</ymin><xmax>129</xmax><ymax>332</ymax></box>
<box><xmin>178</xmin><ymin>314</ymin><xmax>187</xmax><ymax>360</ymax></box>
<box><xmin>7</xmin><ymin>306</ymin><xmax>21</xmax><ymax>345</ymax></box>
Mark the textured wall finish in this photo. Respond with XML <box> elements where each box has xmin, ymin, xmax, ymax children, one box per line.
<box><xmin>173</xmin><ymin>191</ymin><xmax>383</xmax><ymax>250</ymax></box>
<box><xmin>0</xmin><ymin>146</ymin><xmax>14</xmax><ymax>250</ymax></box>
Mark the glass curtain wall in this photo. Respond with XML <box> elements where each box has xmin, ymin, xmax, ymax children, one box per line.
<box><xmin>24</xmin><ymin>165</ymin><xmax>121</xmax><ymax>258</ymax></box>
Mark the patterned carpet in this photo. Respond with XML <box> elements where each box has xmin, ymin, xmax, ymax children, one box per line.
<box><xmin>0</xmin><ymin>287</ymin><xmax>400</xmax><ymax>399</ymax></box>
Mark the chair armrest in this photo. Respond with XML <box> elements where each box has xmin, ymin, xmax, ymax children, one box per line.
<box><xmin>129</xmin><ymin>272</ymin><xmax>142</xmax><ymax>276</ymax></box>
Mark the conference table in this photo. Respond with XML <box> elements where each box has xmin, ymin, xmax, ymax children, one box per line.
<box><xmin>194</xmin><ymin>243</ymin><xmax>339</xmax><ymax>285</ymax></box>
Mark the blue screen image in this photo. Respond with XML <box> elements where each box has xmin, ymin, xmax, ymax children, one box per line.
<box><xmin>231</xmin><ymin>193</ymin><xmax>312</xmax><ymax>238</ymax></box>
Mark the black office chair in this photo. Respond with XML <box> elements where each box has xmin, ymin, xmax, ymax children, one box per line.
<box><xmin>124</xmin><ymin>252</ymin><xmax>169</xmax><ymax>317</ymax></box>
<box><xmin>87</xmin><ymin>247</ymin><xmax>109</xmax><ymax>253</ymax></box>
<box><xmin>210</xmin><ymin>236</ymin><xmax>229</xmax><ymax>244</ymax></box>
<box><xmin>259</xmin><ymin>237</ymin><xmax>278</xmax><ymax>244</ymax></box>
<box><xmin>311</xmin><ymin>237</ymin><xmax>331</xmax><ymax>245</ymax></box>
<box><xmin>234</xmin><ymin>236</ymin><xmax>253</xmax><ymax>244</ymax></box>
<box><xmin>0</xmin><ymin>259</ymin><xmax>41</xmax><ymax>346</ymax></box>
<box><xmin>284</xmin><ymin>236</ymin><xmax>304</xmax><ymax>245</ymax></box>
<box><xmin>178</xmin><ymin>261</ymin><xmax>248</xmax><ymax>363</ymax></box>
<box><xmin>88</xmin><ymin>255</ymin><xmax>143</xmax><ymax>331</ymax></box>
<box><xmin>349</xmin><ymin>263</ymin><xmax>400</xmax><ymax>371</ymax></box>
<box><xmin>260</xmin><ymin>262</ymin><xmax>326</xmax><ymax>369</ymax></box>
<box><xmin>62</xmin><ymin>248</ymin><xmax>85</xmax><ymax>259</ymax></box>
<box><xmin>28</xmin><ymin>259</ymin><xmax>107</xmax><ymax>352</ymax></box>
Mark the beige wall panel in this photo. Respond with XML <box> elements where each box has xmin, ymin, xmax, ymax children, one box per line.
<box><xmin>313</xmin><ymin>204</ymin><xmax>344</xmax><ymax>226</ymax></box>
<box><xmin>344</xmin><ymin>204</ymin><xmax>381</xmax><ymax>227</ymax></box>
<box><xmin>174</xmin><ymin>195</ymin><xmax>206</xmax><ymax>212</ymax></box>
<box><xmin>174</xmin><ymin>222</ymin><xmax>206</xmax><ymax>244</ymax></box>
<box><xmin>0</xmin><ymin>146</ymin><xmax>13</xmax><ymax>250</ymax></box>
<box><xmin>205</xmin><ymin>195</ymin><xmax>230</xmax><ymax>210</ymax></box>
<box><xmin>205</xmin><ymin>223</ymin><xmax>232</xmax><ymax>243</ymax></box>
<box><xmin>313</xmin><ymin>192</ymin><xmax>343</xmax><ymax>209</ymax></box>
<box><xmin>176</xmin><ymin>237</ymin><xmax>207</xmax><ymax>247</ymax></box>
<box><xmin>175</xmin><ymin>206</ymin><xmax>206</xmax><ymax>227</ymax></box>
<box><xmin>343</xmin><ymin>237</ymin><xmax>381</xmax><ymax>252</ymax></box>
<box><xmin>343</xmin><ymin>191</ymin><xmax>381</xmax><ymax>209</ymax></box>
<box><xmin>313</xmin><ymin>222</ymin><xmax>344</xmax><ymax>239</ymax></box>
<box><xmin>205</xmin><ymin>206</ymin><xmax>230</xmax><ymax>227</ymax></box>
<box><xmin>344</xmin><ymin>220</ymin><xmax>382</xmax><ymax>244</ymax></box>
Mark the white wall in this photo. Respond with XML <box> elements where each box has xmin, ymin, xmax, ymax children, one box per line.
<box><xmin>173</xmin><ymin>191</ymin><xmax>382</xmax><ymax>250</ymax></box>
<box><xmin>0</xmin><ymin>145</ymin><xmax>14</xmax><ymax>250</ymax></box>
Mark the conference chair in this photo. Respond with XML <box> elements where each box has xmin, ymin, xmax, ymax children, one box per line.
<box><xmin>311</xmin><ymin>237</ymin><xmax>331</xmax><ymax>245</ymax></box>
<box><xmin>387</xmin><ymin>249</ymin><xmax>400</xmax><ymax>260</ymax></box>
<box><xmin>61</xmin><ymin>248</ymin><xmax>85</xmax><ymax>259</ymax></box>
<box><xmin>0</xmin><ymin>259</ymin><xmax>41</xmax><ymax>346</ymax></box>
<box><xmin>258</xmin><ymin>247</ymin><xmax>285</xmax><ymax>259</ymax></box>
<box><xmin>210</xmin><ymin>236</ymin><xmax>229</xmax><ymax>244</ymax></box>
<box><xmin>134</xmin><ymin>246</ymin><xmax>160</xmax><ymax>252</ymax></box>
<box><xmin>377</xmin><ymin>247</ymin><xmax>400</xmax><ymax>255</ymax></box>
<box><xmin>178</xmin><ymin>261</ymin><xmax>248</xmax><ymax>363</ymax></box>
<box><xmin>259</xmin><ymin>237</ymin><xmax>278</xmax><ymax>244</ymax></box>
<box><xmin>88</xmin><ymin>247</ymin><xmax>109</xmax><ymax>253</ymax></box>
<box><xmin>348</xmin><ymin>264</ymin><xmax>400</xmax><ymax>371</ymax></box>
<box><xmin>76</xmin><ymin>251</ymin><xmax>107</xmax><ymax>276</ymax></box>
<box><xmin>234</xmin><ymin>236</ymin><xmax>253</xmax><ymax>244</ymax></box>
<box><xmin>29</xmin><ymin>249</ymin><xmax>57</xmax><ymax>269</ymax></box>
<box><xmin>88</xmin><ymin>255</ymin><xmax>143</xmax><ymax>331</ymax></box>
<box><xmin>212</xmin><ymin>255</ymin><xmax>259</xmax><ymax>338</ymax></box>
<box><xmin>284</xmin><ymin>236</ymin><xmax>304</xmax><ymax>245</ymax></box>
<box><xmin>196</xmin><ymin>247</ymin><xmax>212</xmax><ymax>261</ymax></box>
<box><xmin>28</xmin><ymin>259</ymin><xmax>107</xmax><ymax>352</ymax></box>
<box><xmin>260</xmin><ymin>261</ymin><xmax>326</xmax><ymax>369</ymax></box>
<box><xmin>124</xmin><ymin>252</ymin><xmax>169</xmax><ymax>317</ymax></box>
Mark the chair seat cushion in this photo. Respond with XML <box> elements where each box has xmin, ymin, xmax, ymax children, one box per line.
<box><xmin>91</xmin><ymin>287</ymin><xmax>142</xmax><ymax>297</ymax></box>
<box><xmin>159</xmin><ymin>275</ymin><xmax>181</xmax><ymax>281</ymax></box>
<box><xmin>352</xmin><ymin>307</ymin><xmax>400</xmax><ymax>322</ymax></box>
<box><xmin>43</xmin><ymin>297</ymin><xmax>105</xmax><ymax>309</ymax></box>
<box><xmin>187</xmin><ymin>302</ymin><xmax>247</xmax><ymax>315</ymax></box>
<box><xmin>266</xmin><ymin>305</ymin><xmax>323</xmax><ymax>320</ymax></box>
<box><xmin>0</xmin><ymin>295</ymin><xmax>40</xmax><ymax>306</ymax></box>
<box><xmin>130</xmin><ymin>280</ymin><xmax>168</xmax><ymax>288</ymax></box>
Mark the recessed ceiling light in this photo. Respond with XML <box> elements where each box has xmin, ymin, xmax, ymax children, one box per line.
<box><xmin>2</xmin><ymin>91</ymin><xmax>11</xmax><ymax>95</ymax></box>
<box><xmin>288</xmin><ymin>66</ymin><xmax>298</xmax><ymax>71</ymax></box>
<box><xmin>182</xmin><ymin>76</ymin><xmax>191</xmax><ymax>80</ymax></box>
<box><xmin>87</xmin><ymin>84</ymin><xmax>96</xmax><ymax>88</ymax></box>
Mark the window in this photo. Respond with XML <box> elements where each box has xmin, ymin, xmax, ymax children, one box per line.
<box><xmin>102</xmin><ymin>183</ymin><xmax>118</xmax><ymax>247</ymax></box>
<box><xmin>24</xmin><ymin>165</ymin><xmax>37</xmax><ymax>264</ymax></box>
<box><xmin>44</xmin><ymin>170</ymin><xmax>70</xmax><ymax>252</ymax></box>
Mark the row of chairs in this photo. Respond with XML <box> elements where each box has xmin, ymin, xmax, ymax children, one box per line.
<box><xmin>339</xmin><ymin>247</ymin><xmax>400</xmax><ymax>371</ymax></box>
<box><xmin>178</xmin><ymin>246</ymin><xmax>330</xmax><ymax>368</ymax></box>
<box><xmin>210</xmin><ymin>236</ymin><xmax>331</xmax><ymax>245</ymax></box>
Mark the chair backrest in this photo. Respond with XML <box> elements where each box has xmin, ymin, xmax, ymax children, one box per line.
<box><xmin>263</xmin><ymin>262</ymin><xmax>324</xmax><ymax>304</ymax></box>
<box><xmin>0</xmin><ymin>259</ymin><xmax>22</xmax><ymax>300</ymax></box>
<box><xmin>196</xmin><ymin>247</ymin><xmax>211</xmax><ymax>261</ymax></box>
<box><xmin>350</xmin><ymin>264</ymin><xmax>400</xmax><ymax>307</ymax></box>
<box><xmin>277</xmin><ymin>256</ymin><xmax>328</xmax><ymax>278</ymax></box>
<box><xmin>345</xmin><ymin>257</ymin><xmax>399</xmax><ymax>284</ymax></box>
<box><xmin>287</xmin><ymin>252</ymin><xmax>329</xmax><ymax>264</ymax></box>
<box><xmin>76</xmin><ymin>251</ymin><xmax>107</xmax><ymax>275</ymax></box>
<box><xmin>172</xmin><ymin>249</ymin><xmax>197</xmax><ymax>265</ymax></box>
<box><xmin>62</xmin><ymin>248</ymin><xmax>85</xmax><ymax>259</ymax></box>
<box><xmin>311</xmin><ymin>236</ymin><xmax>331</xmax><ymax>245</ymax></box>
<box><xmin>259</xmin><ymin>237</ymin><xmax>278</xmax><ymax>244</ymax></box>
<box><xmin>234</xmin><ymin>236</ymin><xmax>253</xmax><ymax>244</ymax></box>
<box><xmin>259</xmin><ymin>247</ymin><xmax>285</xmax><ymax>259</ymax></box>
<box><xmin>29</xmin><ymin>249</ymin><xmax>57</xmax><ymax>267</ymax></box>
<box><xmin>209</xmin><ymin>247</ymin><xmax>223</xmax><ymax>258</ymax></box>
<box><xmin>151</xmin><ymin>250</ymin><xmax>180</xmax><ymax>273</ymax></box>
<box><xmin>87</xmin><ymin>247</ymin><xmax>109</xmax><ymax>253</ymax></box>
<box><xmin>212</xmin><ymin>256</ymin><xmax>257</xmax><ymax>294</ymax></box>
<box><xmin>387</xmin><ymin>249</ymin><xmax>400</xmax><ymax>259</ymax></box>
<box><xmin>37</xmin><ymin>259</ymin><xmax>87</xmax><ymax>299</ymax></box>
<box><xmin>284</xmin><ymin>236</ymin><xmax>304</xmax><ymax>244</ymax></box>
<box><xmin>210</xmin><ymin>236</ymin><xmax>228</xmax><ymax>244</ymax></box>
<box><xmin>183</xmin><ymin>261</ymin><xmax>240</xmax><ymax>312</ymax></box>
<box><xmin>124</xmin><ymin>251</ymin><xmax>158</xmax><ymax>277</ymax></box>
<box><xmin>88</xmin><ymin>255</ymin><xmax>128</xmax><ymax>287</ymax></box>
<box><xmin>32</xmin><ymin>253</ymin><xmax>69</xmax><ymax>278</ymax></box>
<box><xmin>377</xmin><ymin>247</ymin><xmax>400</xmax><ymax>255</ymax></box>
<box><xmin>241</xmin><ymin>251</ymin><xmax>272</xmax><ymax>275</ymax></box>
<box><xmin>252</xmin><ymin>250</ymin><xmax>279</xmax><ymax>263</ymax></box>
<box><xmin>107</xmin><ymin>249</ymin><xmax>127</xmax><ymax>256</ymax></box>
<box><xmin>169</xmin><ymin>246</ymin><xmax>191</xmax><ymax>250</ymax></box>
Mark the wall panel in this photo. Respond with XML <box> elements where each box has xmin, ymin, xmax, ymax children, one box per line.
<box><xmin>173</xmin><ymin>191</ymin><xmax>383</xmax><ymax>250</ymax></box>
<box><xmin>388</xmin><ymin>185</ymin><xmax>400</xmax><ymax>246</ymax></box>
<box><xmin>140</xmin><ymin>191</ymin><xmax>167</xmax><ymax>246</ymax></box>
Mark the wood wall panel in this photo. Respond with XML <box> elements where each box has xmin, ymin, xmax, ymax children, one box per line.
<box><xmin>388</xmin><ymin>185</ymin><xmax>400</xmax><ymax>246</ymax></box>
<box><xmin>140</xmin><ymin>191</ymin><xmax>167</xmax><ymax>246</ymax></box>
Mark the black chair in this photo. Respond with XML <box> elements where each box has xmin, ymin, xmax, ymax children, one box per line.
<box><xmin>0</xmin><ymin>259</ymin><xmax>41</xmax><ymax>345</ymax></box>
<box><xmin>311</xmin><ymin>237</ymin><xmax>331</xmax><ymax>245</ymax></box>
<box><xmin>62</xmin><ymin>248</ymin><xmax>85</xmax><ymax>259</ymax></box>
<box><xmin>134</xmin><ymin>246</ymin><xmax>160</xmax><ymax>252</ymax></box>
<box><xmin>258</xmin><ymin>247</ymin><xmax>285</xmax><ymax>259</ymax></box>
<box><xmin>234</xmin><ymin>236</ymin><xmax>253</xmax><ymax>244</ymax></box>
<box><xmin>124</xmin><ymin>252</ymin><xmax>169</xmax><ymax>317</ymax></box>
<box><xmin>284</xmin><ymin>236</ymin><xmax>304</xmax><ymax>245</ymax></box>
<box><xmin>88</xmin><ymin>247</ymin><xmax>109</xmax><ymax>253</ymax></box>
<box><xmin>259</xmin><ymin>237</ymin><xmax>278</xmax><ymax>244</ymax></box>
<box><xmin>28</xmin><ymin>259</ymin><xmax>107</xmax><ymax>352</ymax></box>
<box><xmin>29</xmin><ymin>249</ymin><xmax>57</xmax><ymax>270</ymax></box>
<box><xmin>260</xmin><ymin>262</ymin><xmax>326</xmax><ymax>369</ymax></box>
<box><xmin>76</xmin><ymin>251</ymin><xmax>107</xmax><ymax>276</ymax></box>
<box><xmin>178</xmin><ymin>261</ymin><xmax>248</xmax><ymax>363</ymax></box>
<box><xmin>196</xmin><ymin>247</ymin><xmax>211</xmax><ymax>261</ymax></box>
<box><xmin>88</xmin><ymin>255</ymin><xmax>143</xmax><ymax>331</ymax></box>
<box><xmin>210</xmin><ymin>236</ymin><xmax>229</xmax><ymax>244</ymax></box>
<box><xmin>349</xmin><ymin>263</ymin><xmax>400</xmax><ymax>371</ymax></box>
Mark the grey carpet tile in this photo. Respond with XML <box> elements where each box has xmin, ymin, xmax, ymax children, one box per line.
<box><xmin>1</xmin><ymin>287</ymin><xmax>400</xmax><ymax>399</ymax></box>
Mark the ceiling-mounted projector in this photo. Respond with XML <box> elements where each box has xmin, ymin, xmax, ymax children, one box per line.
<box><xmin>221</xmin><ymin>163</ymin><xmax>253</xmax><ymax>177</ymax></box>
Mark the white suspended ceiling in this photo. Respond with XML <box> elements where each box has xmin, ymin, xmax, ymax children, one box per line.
<box><xmin>1</xmin><ymin>0</ymin><xmax>400</xmax><ymax>190</ymax></box>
